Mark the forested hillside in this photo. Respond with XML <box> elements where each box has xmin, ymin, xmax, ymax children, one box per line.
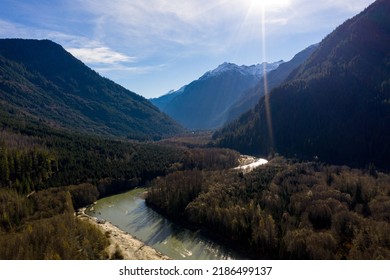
<box><xmin>147</xmin><ymin>158</ymin><xmax>390</xmax><ymax>259</ymax></box>
<box><xmin>214</xmin><ymin>0</ymin><xmax>390</xmax><ymax>168</ymax></box>
<box><xmin>0</xmin><ymin>39</ymin><xmax>183</xmax><ymax>140</ymax></box>
<box><xmin>0</xmin><ymin>108</ymin><xmax>239</xmax><ymax>259</ymax></box>
<box><xmin>0</xmin><ymin>187</ymin><xmax>108</xmax><ymax>259</ymax></box>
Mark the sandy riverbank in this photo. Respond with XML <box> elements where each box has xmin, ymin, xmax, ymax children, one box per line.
<box><xmin>77</xmin><ymin>208</ymin><xmax>171</xmax><ymax>260</ymax></box>
<box><xmin>233</xmin><ymin>155</ymin><xmax>268</xmax><ymax>173</ymax></box>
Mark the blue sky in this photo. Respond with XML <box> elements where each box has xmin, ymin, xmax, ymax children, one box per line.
<box><xmin>0</xmin><ymin>0</ymin><xmax>375</xmax><ymax>98</ymax></box>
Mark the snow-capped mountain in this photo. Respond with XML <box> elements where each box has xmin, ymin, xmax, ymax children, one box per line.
<box><xmin>200</xmin><ymin>61</ymin><xmax>283</xmax><ymax>80</ymax></box>
<box><xmin>223</xmin><ymin>44</ymin><xmax>318</xmax><ymax>124</ymax></box>
<box><xmin>150</xmin><ymin>61</ymin><xmax>283</xmax><ymax>130</ymax></box>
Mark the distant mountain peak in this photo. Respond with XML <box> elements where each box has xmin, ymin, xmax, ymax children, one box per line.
<box><xmin>150</xmin><ymin>59</ymin><xmax>287</xmax><ymax>130</ymax></box>
<box><xmin>200</xmin><ymin>61</ymin><xmax>284</xmax><ymax>80</ymax></box>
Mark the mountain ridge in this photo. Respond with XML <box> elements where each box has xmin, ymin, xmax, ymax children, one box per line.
<box><xmin>150</xmin><ymin>61</ymin><xmax>282</xmax><ymax>130</ymax></box>
<box><xmin>222</xmin><ymin>44</ymin><xmax>318</xmax><ymax>124</ymax></box>
<box><xmin>199</xmin><ymin>61</ymin><xmax>284</xmax><ymax>80</ymax></box>
<box><xmin>0</xmin><ymin>38</ymin><xmax>184</xmax><ymax>140</ymax></box>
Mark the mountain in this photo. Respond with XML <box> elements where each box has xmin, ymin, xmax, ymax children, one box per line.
<box><xmin>149</xmin><ymin>86</ymin><xmax>186</xmax><ymax>112</ymax></box>
<box><xmin>0</xmin><ymin>39</ymin><xmax>183</xmax><ymax>140</ymax></box>
<box><xmin>214</xmin><ymin>0</ymin><xmax>390</xmax><ymax>168</ymax></box>
<box><xmin>223</xmin><ymin>44</ymin><xmax>318</xmax><ymax>124</ymax></box>
<box><xmin>150</xmin><ymin>61</ymin><xmax>282</xmax><ymax>130</ymax></box>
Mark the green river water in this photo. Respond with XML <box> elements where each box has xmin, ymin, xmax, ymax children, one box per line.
<box><xmin>86</xmin><ymin>188</ymin><xmax>243</xmax><ymax>260</ymax></box>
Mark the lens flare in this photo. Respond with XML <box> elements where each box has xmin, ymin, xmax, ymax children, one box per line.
<box><xmin>260</xmin><ymin>3</ymin><xmax>275</xmax><ymax>156</ymax></box>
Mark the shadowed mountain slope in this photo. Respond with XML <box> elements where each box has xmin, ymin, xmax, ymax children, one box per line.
<box><xmin>0</xmin><ymin>39</ymin><xmax>183</xmax><ymax>140</ymax></box>
<box><xmin>214</xmin><ymin>0</ymin><xmax>390</xmax><ymax>168</ymax></box>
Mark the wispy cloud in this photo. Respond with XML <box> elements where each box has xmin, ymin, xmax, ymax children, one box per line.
<box><xmin>0</xmin><ymin>0</ymin><xmax>376</xmax><ymax>97</ymax></box>
<box><xmin>75</xmin><ymin>0</ymin><xmax>245</xmax><ymax>56</ymax></box>
<box><xmin>74</xmin><ymin>0</ymin><xmax>375</xmax><ymax>57</ymax></box>
<box><xmin>0</xmin><ymin>19</ymin><xmax>135</xmax><ymax>69</ymax></box>
<box><xmin>94</xmin><ymin>63</ymin><xmax>167</xmax><ymax>74</ymax></box>
<box><xmin>0</xmin><ymin>19</ymin><xmax>41</xmax><ymax>38</ymax></box>
<box><xmin>0</xmin><ymin>19</ymin><xmax>93</xmax><ymax>49</ymax></box>
<box><xmin>67</xmin><ymin>47</ymin><xmax>135</xmax><ymax>64</ymax></box>
<box><xmin>2</xmin><ymin>0</ymin><xmax>375</xmax><ymax>60</ymax></box>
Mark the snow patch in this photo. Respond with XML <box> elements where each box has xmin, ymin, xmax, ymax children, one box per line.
<box><xmin>200</xmin><ymin>61</ymin><xmax>284</xmax><ymax>80</ymax></box>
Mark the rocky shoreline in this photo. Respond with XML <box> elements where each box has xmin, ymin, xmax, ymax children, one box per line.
<box><xmin>77</xmin><ymin>208</ymin><xmax>171</xmax><ymax>260</ymax></box>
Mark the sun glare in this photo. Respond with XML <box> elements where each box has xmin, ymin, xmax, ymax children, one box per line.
<box><xmin>240</xmin><ymin>0</ymin><xmax>292</xmax><ymax>154</ymax></box>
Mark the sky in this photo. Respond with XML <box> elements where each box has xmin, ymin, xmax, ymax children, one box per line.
<box><xmin>0</xmin><ymin>0</ymin><xmax>376</xmax><ymax>98</ymax></box>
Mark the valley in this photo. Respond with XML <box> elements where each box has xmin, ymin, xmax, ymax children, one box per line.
<box><xmin>1</xmin><ymin>0</ymin><xmax>390</xmax><ymax>261</ymax></box>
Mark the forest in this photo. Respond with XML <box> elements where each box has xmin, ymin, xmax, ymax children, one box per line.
<box><xmin>0</xmin><ymin>186</ymin><xmax>108</xmax><ymax>259</ymax></box>
<box><xmin>146</xmin><ymin>158</ymin><xmax>390</xmax><ymax>259</ymax></box>
<box><xmin>2</xmin><ymin>110</ymin><xmax>390</xmax><ymax>259</ymax></box>
<box><xmin>2</xmin><ymin>97</ymin><xmax>390</xmax><ymax>260</ymax></box>
<box><xmin>0</xmin><ymin>111</ymin><xmax>240</xmax><ymax>259</ymax></box>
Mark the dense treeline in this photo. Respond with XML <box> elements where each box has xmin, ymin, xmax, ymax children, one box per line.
<box><xmin>0</xmin><ymin>145</ymin><xmax>56</xmax><ymax>193</ymax></box>
<box><xmin>0</xmin><ymin>115</ymin><xmax>180</xmax><ymax>194</ymax></box>
<box><xmin>0</xmin><ymin>187</ymin><xmax>108</xmax><ymax>259</ymax></box>
<box><xmin>0</xmin><ymin>112</ymin><xmax>239</xmax><ymax>259</ymax></box>
<box><xmin>146</xmin><ymin>159</ymin><xmax>390</xmax><ymax>259</ymax></box>
<box><xmin>1</xmin><ymin>111</ymin><xmax>238</xmax><ymax>196</ymax></box>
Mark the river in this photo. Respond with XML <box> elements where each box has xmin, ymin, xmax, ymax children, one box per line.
<box><xmin>86</xmin><ymin>188</ymin><xmax>243</xmax><ymax>260</ymax></box>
